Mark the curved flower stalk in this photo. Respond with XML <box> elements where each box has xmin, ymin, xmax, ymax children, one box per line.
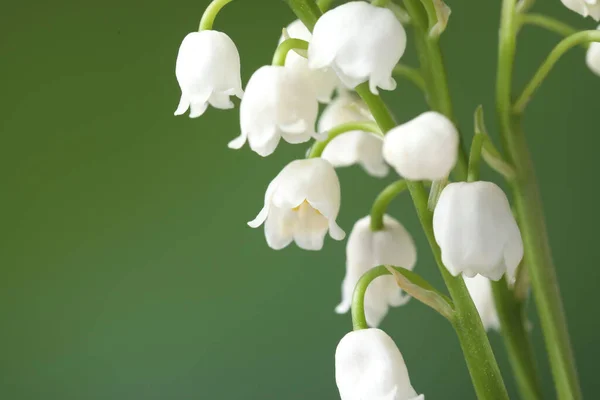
<box><xmin>336</xmin><ymin>215</ymin><xmax>417</xmax><ymax>327</ymax></box>
<box><xmin>335</xmin><ymin>328</ymin><xmax>424</xmax><ymax>400</ymax></box>
<box><xmin>229</xmin><ymin>66</ymin><xmax>319</xmax><ymax>157</ymax></box>
<box><xmin>560</xmin><ymin>0</ymin><xmax>600</xmax><ymax>21</ymax></box>
<box><xmin>248</xmin><ymin>158</ymin><xmax>345</xmax><ymax>250</ymax></box>
<box><xmin>433</xmin><ymin>182</ymin><xmax>524</xmax><ymax>281</ymax></box>
<box><xmin>174</xmin><ymin>31</ymin><xmax>244</xmax><ymax>118</ymax></box>
<box><xmin>382</xmin><ymin>111</ymin><xmax>459</xmax><ymax>181</ymax></box>
<box><xmin>309</xmin><ymin>1</ymin><xmax>407</xmax><ymax>94</ymax></box>
<box><xmin>586</xmin><ymin>26</ymin><xmax>600</xmax><ymax>75</ymax></box>
<box><xmin>318</xmin><ymin>95</ymin><xmax>388</xmax><ymax>177</ymax></box>
<box><xmin>279</xmin><ymin>20</ymin><xmax>339</xmax><ymax>103</ymax></box>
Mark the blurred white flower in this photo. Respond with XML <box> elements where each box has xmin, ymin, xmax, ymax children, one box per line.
<box><xmin>318</xmin><ymin>95</ymin><xmax>388</xmax><ymax>177</ymax></box>
<box><xmin>560</xmin><ymin>0</ymin><xmax>600</xmax><ymax>21</ymax></box>
<box><xmin>586</xmin><ymin>26</ymin><xmax>600</xmax><ymax>76</ymax></box>
<box><xmin>383</xmin><ymin>111</ymin><xmax>458</xmax><ymax>181</ymax></box>
<box><xmin>433</xmin><ymin>181</ymin><xmax>524</xmax><ymax>281</ymax></box>
<box><xmin>248</xmin><ymin>158</ymin><xmax>345</xmax><ymax>250</ymax></box>
<box><xmin>309</xmin><ymin>1</ymin><xmax>407</xmax><ymax>94</ymax></box>
<box><xmin>335</xmin><ymin>328</ymin><xmax>424</xmax><ymax>400</ymax></box>
<box><xmin>174</xmin><ymin>31</ymin><xmax>243</xmax><ymax>118</ymax></box>
<box><xmin>280</xmin><ymin>20</ymin><xmax>339</xmax><ymax>103</ymax></box>
<box><xmin>229</xmin><ymin>66</ymin><xmax>319</xmax><ymax>157</ymax></box>
<box><xmin>336</xmin><ymin>215</ymin><xmax>417</xmax><ymax>327</ymax></box>
<box><xmin>464</xmin><ymin>275</ymin><xmax>500</xmax><ymax>331</ymax></box>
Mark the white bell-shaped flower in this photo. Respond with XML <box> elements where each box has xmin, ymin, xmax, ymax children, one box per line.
<box><xmin>433</xmin><ymin>181</ymin><xmax>524</xmax><ymax>281</ymax></box>
<box><xmin>318</xmin><ymin>95</ymin><xmax>388</xmax><ymax>177</ymax></box>
<box><xmin>383</xmin><ymin>111</ymin><xmax>459</xmax><ymax>181</ymax></box>
<box><xmin>174</xmin><ymin>31</ymin><xmax>244</xmax><ymax>118</ymax></box>
<box><xmin>586</xmin><ymin>26</ymin><xmax>600</xmax><ymax>76</ymax></box>
<box><xmin>309</xmin><ymin>1</ymin><xmax>407</xmax><ymax>94</ymax></box>
<box><xmin>335</xmin><ymin>328</ymin><xmax>424</xmax><ymax>400</ymax></box>
<box><xmin>280</xmin><ymin>20</ymin><xmax>339</xmax><ymax>103</ymax></box>
<box><xmin>560</xmin><ymin>0</ymin><xmax>600</xmax><ymax>21</ymax></box>
<box><xmin>336</xmin><ymin>215</ymin><xmax>417</xmax><ymax>327</ymax></box>
<box><xmin>228</xmin><ymin>66</ymin><xmax>319</xmax><ymax>157</ymax></box>
<box><xmin>464</xmin><ymin>275</ymin><xmax>500</xmax><ymax>331</ymax></box>
<box><xmin>248</xmin><ymin>158</ymin><xmax>345</xmax><ymax>250</ymax></box>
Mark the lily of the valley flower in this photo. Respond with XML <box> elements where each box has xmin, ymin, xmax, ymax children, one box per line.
<box><xmin>309</xmin><ymin>1</ymin><xmax>407</xmax><ymax>94</ymax></box>
<box><xmin>383</xmin><ymin>111</ymin><xmax>459</xmax><ymax>181</ymax></box>
<box><xmin>433</xmin><ymin>181</ymin><xmax>524</xmax><ymax>281</ymax></box>
<box><xmin>586</xmin><ymin>26</ymin><xmax>600</xmax><ymax>76</ymax></box>
<box><xmin>174</xmin><ymin>31</ymin><xmax>244</xmax><ymax>118</ymax></box>
<box><xmin>248</xmin><ymin>158</ymin><xmax>345</xmax><ymax>250</ymax></box>
<box><xmin>560</xmin><ymin>0</ymin><xmax>600</xmax><ymax>21</ymax></box>
<box><xmin>464</xmin><ymin>275</ymin><xmax>500</xmax><ymax>331</ymax></box>
<box><xmin>335</xmin><ymin>328</ymin><xmax>424</xmax><ymax>400</ymax></box>
<box><xmin>318</xmin><ymin>95</ymin><xmax>388</xmax><ymax>177</ymax></box>
<box><xmin>280</xmin><ymin>20</ymin><xmax>339</xmax><ymax>103</ymax></box>
<box><xmin>229</xmin><ymin>66</ymin><xmax>319</xmax><ymax>157</ymax></box>
<box><xmin>336</xmin><ymin>215</ymin><xmax>417</xmax><ymax>327</ymax></box>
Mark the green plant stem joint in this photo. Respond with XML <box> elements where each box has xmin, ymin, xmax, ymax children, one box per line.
<box><xmin>370</xmin><ymin>180</ymin><xmax>408</xmax><ymax>231</ymax></box>
<box><xmin>199</xmin><ymin>0</ymin><xmax>234</xmax><ymax>31</ymax></box>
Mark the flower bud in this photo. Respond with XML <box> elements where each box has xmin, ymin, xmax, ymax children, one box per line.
<box><xmin>309</xmin><ymin>1</ymin><xmax>407</xmax><ymax>94</ymax></box>
<box><xmin>464</xmin><ymin>275</ymin><xmax>500</xmax><ymax>331</ymax></box>
<box><xmin>335</xmin><ymin>329</ymin><xmax>424</xmax><ymax>400</ymax></box>
<box><xmin>383</xmin><ymin>112</ymin><xmax>459</xmax><ymax>181</ymax></box>
<box><xmin>280</xmin><ymin>20</ymin><xmax>339</xmax><ymax>103</ymax></box>
<box><xmin>319</xmin><ymin>95</ymin><xmax>388</xmax><ymax>177</ymax></box>
<box><xmin>229</xmin><ymin>66</ymin><xmax>319</xmax><ymax>157</ymax></box>
<box><xmin>336</xmin><ymin>215</ymin><xmax>417</xmax><ymax>327</ymax></box>
<box><xmin>248</xmin><ymin>158</ymin><xmax>345</xmax><ymax>250</ymax></box>
<box><xmin>586</xmin><ymin>26</ymin><xmax>600</xmax><ymax>76</ymax></box>
<box><xmin>174</xmin><ymin>31</ymin><xmax>243</xmax><ymax>118</ymax></box>
<box><xmin>560</xmin><ymin>0</ymin><xmax>600</xmax><ymax>21</ymax></box>
<box><xmin>433</xmin><ymin>181</ymin><xmax>524</xmax><ymax>281</ymax></box>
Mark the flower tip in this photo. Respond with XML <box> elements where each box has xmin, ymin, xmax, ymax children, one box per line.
<box><xmin>335</xmin><ymin>301</ymin><xmax>350</xmax><ymax>315</ymax></box>
<box><xmin>227</xmin><ymin>134</ymin><xmax>246</xmax><ymax>149</ymax></box>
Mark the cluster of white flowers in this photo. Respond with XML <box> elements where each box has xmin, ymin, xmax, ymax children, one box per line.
<box><xmin>173</xmin><ymin>0</ymin><xmax>542</xmax><ymax>398</ymax></box>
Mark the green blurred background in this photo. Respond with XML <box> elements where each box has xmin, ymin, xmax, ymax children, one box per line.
<box><xmin>2</xmin><ymin>0</ymin><xmax>598</xmax><ymax>398</ymax></box>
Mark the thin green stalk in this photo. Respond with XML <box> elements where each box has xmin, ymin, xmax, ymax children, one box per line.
<box><xmin>403</xmin><ymin>0</ymin><xmax>468</xmax><ymax>181</ymax></box>
<box><xmin>393</xmin><ymin>64</ymin><xmax>426</xmax><ymax>91</ymax></box>
<box><xmin>308</xmin><ymin>121</ymin><xmax>381</xmax><ymax>158</ymax></box>
<box><xmin>492</xmin><ymin>278</ymin><xmax>543</xmax><ymax>400</ymax></box>
<box><xmin>468</xmin><ymin>134</ymin><xmax>485</xmax><ymax>182</ymax></box>
<box><xmin>316</xmin><ymin>0</ymin><xmax>335</xmax><ymax>12</ymax></box>
<box><xmin>514</xmin><ymin>30</ymin><xmax>600</xmax><ymax>113</ymax></box>
<box><xmin>496</xmin><ymin>0</ymin><xmax>582</xmax><ymax>398</ymax></box>
<box><xmin>199</xmin><ymin>0</ymin><xmax>234</xmax><ymax>31</ymax></box>
<box><xmin>518</xmin><ymin>13</ymin><xmax>578</xmax><ymax>38</ymax></box>
<box><xmin>272</xmin><ymin>38</ymin><xmax>309</xmax><ymax>66</ymax></box>
<box><xmin>370</xmin><ymin>180</ymin><xmax>408</xmax><ymax>230</ymax></box>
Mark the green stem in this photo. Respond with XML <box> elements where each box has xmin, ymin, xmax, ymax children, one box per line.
<box><xmin>371</xmin><ymin>0</ymin><xmax>390</xmax><ymax>7</ymax></box>
<box><xmin>518</xmin><ymin>13</ymin><xmax>578</xmax><ymax>38</ymax></box>
<box><xmin>308</xmin><ymin>121</ymin><xmax>381</xmax><ymax>158</ymax></box>
<box><xmin>393</xmin><ymin>64</ymin><xmax>426</xmax><ymax>91</ymax></box>
<box><xmin>370</xmin><ymin>180</ymin><xmax>408</xmax><ymax>231</ymax></box>
<box><xmin>316</xmin><ymin>0</ymin><xmax>335</xmax><ymax>12</ymax></box>
<box><xmin>283</xmin><ymin>0</ymin><xmax>322</xmax><ymax>30</ymax></box>
<box><xmin>199</xmin><ymin>0</ymin><xmax>234</xmax><ymax>31</ymax></box>
<box><xmin>496</xmin><ymin>0</ymin><xmax>582</xmax><ymax>398</ymax></box>
<box><xmin>514</xmin><ymin>30</ymin><xmax>600</xmax><ymax>113</ymax></box>
<box><xmin>272</xmin><ymin>38</ymin><xmax>309</xmax><ymax>66</ymax></box>
<box><xmin>468</xmin><ymin>134</ymin><xmax>485</xmax><ymax>182</ymax></box>
<box><xmin>492</xmin><ymin>278</ymin><xmax>543</xmax><ymax>400</ymax></box>
<box><xmin>403</xmin><ymin>0</ymin><xmax>469</xmax><ymax>181</ymax></box>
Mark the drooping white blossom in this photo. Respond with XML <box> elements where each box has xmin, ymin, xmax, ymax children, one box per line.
<box><xmin>335</xmin><ymin>329</ymin><xmax>424</xmax><ymax>400</ymax></box>
<box><xmin>174</xmin><ymin>31</ymin><xmax>244</xmax><ymax>118</ymax></box>
<box><xmin>433</xmin><ymin>181</ymin><xmax>524</xmax><ymax>281</ymax></box>
<box><xmin>560</xmin><ymin>0</ymin><xmax>600</xmax><ymax>21</ymax></box>
<box><xmin>318</xmin><ymin>95</ymin><xmax>388</xmax><ymax>177</ymax></box>
<box><xmin>586</xmin><ymin>26</ymin><xmax>600</xmax><ymax>76</ymax></box>
<box><xmin>464</xmin><ymin>275</ymin><xmax>500</xmax><ymax>331</ymax></box>
<box><xmin>280</xmin><ymin>20</ymin><xmax>339</xmax><ymax>103</ymax></box>
<box><xmin>309</xmin><ymin>1</ymin><xmax>407</xmax><ymax>94</ymax></box>
<box><xmin>229</xmin><ymin>66</ymin><xmax>319</xmax><ymax>157</ymax></box>
<box><xmin>383</xmin><ymin>111</ymin><xmax>459</xmax><ymax>181</ymax></box>
<box><xmin>248</xmin><ymin>158</ymin><xmax>345</xmax><ymax>250</ymax></box>
<box><xmin>336</xmin><ymin>215</ymin><xmax>417</xmax><ymax>327</ymax></box>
